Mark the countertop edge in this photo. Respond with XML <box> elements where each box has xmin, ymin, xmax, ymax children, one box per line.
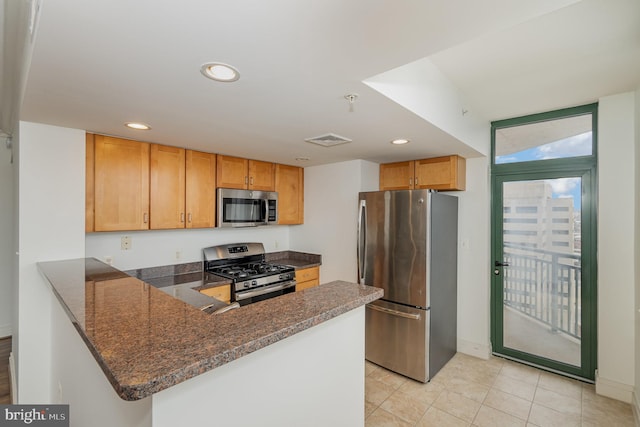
<box><xmin>38</xmin><ymin>259</ymin><xmax>381</xmax><ymax>401</ymax></box>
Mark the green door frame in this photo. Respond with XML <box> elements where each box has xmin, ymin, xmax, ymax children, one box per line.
<box><xmin>490</xmin><ymin>103</ymin><xmax>598</xmax><ymax>381</ymax></box>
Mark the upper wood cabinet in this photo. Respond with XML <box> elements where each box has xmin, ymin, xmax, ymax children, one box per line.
<box><xmin>275</xmin><ymin>164</ymin><xmax>304</xmax><ymax>225</ymax></box>
<box><xmin>185</xmin><ymin>150</ymin><xmax>216</xmax><ymax>228</ymax></box>
<box><xmin>94</xmin><ymin>135</ymin><xmax>150</xmax><ymax>231</ymax></box>
<box><xmin>216</xmin><ymin>155</ymin><xmax>275</xmax><ymax>191</ymax></box>
<box><xmin>86</xmin><ymin>133</ymin><xmax>95</xmax><ymax>232</ymax></box>
<box><xmin>151</xmin><ymin>146</ymin><xmax>217</xmax><ymax>230</ymax></box>
<box><xmin>378</xmin><ymin>161</ymin><xmax>414</xmax><ymax>191</ymax></box>
<box><xmin>150</xmin><ymin>144</ymin><xmax>186</xmax><ymax>229</ymax></box>
<box><xmin>380</xmin><ymin>155</ymin><xmax>466</xmax><ymax>191</ymax></box>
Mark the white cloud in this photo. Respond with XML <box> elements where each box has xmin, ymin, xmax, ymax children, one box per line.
<box><xmin>546</xmin><ymin>177</ymin><xmax>580</xmax><ymax>197</ymax></box>
<box><xmin>536</xmin><ymin>132</ymin><xmax>592</xmax><ymax>160</ymax></box>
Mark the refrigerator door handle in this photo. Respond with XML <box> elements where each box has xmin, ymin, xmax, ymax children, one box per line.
<box><xmin>357</xmin><ymin>199</ymin><xmax>367</xmax><ymax>284</ymax></box>
<box><xmin>366</xmin><ymin>303</ymin><xmax>422</xmax><ymax>320</ymax></box>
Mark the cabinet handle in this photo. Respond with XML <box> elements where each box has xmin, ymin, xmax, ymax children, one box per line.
<box><xmin>181</xmin><ymin>213</ymin><xmax>185</xmax><ymax>223</ymax></box>
<box><xmin>143</xmin><ymin>213</ymin><xmax>148</xmax><ymax>224</ymax></box>
<box><xmin>250</xmin><ymin>177</ymin><xmax>254</xmax><ymax>185</ymax></box>
<box><xmin>409</xmin><ymin>178</ymin><xmax>412</xmax><ymax>186</ymax></box>
<box><xmin>188</xmin><ymin>213</ymin><xmax>192</xmax><ymax>223</ymax></box>
<box><xmin>245</xmin><ymin>176</ymin><xmax>248</xmax><ymax>185</ymax></box>
<box><xmin>415</xmin><ymin>177</ymin><xmax>418</xmax><ymax>186</ymax></box>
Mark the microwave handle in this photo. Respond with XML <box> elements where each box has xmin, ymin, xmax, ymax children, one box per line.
<box><xmin>264</xmin><ymin>199</ymin><xmax>269</xmax><ymax>223</ymax></box>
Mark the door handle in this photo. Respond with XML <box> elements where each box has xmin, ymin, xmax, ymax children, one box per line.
<box><xmin>366</xmin><ymin>304</ymin><xmax>421</xmax><ymax>320</ymax></box>
<box><xmin>357</xmin><ymin>199</ymin><xmax>367</xmax><ymax>284</ymax></box>
<box><xmin>495</xmin><ymin>260</ymin><xmax>510</xmax><ymax>267</ymax></box>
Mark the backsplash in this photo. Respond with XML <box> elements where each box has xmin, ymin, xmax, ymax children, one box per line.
<box><xmin>85</xmin><ymin>226</ymin><xmax>291</xmax><ymax>271</ymax></box>
<box><xmin>125</xmin><ymin>261</ymin><xmax>202</xmax><ymax>280</ymax></box>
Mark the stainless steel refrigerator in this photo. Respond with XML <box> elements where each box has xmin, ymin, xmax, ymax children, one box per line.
<box><xmin>358</xmin><ymin>189</ymin><xmax>458</xmax><ymax>382</ymax></box>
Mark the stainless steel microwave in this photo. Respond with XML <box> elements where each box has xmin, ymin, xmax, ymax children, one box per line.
<box><xmin>217</xmin><ymin>188</ymin><xmax>278</xmax><ymax>227</ymax></box>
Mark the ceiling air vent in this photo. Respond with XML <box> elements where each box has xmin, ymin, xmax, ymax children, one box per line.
<box><xmin>304</xmin><ymin>133</ymin><xmax>352</xmax><ymax>147</ymax></box>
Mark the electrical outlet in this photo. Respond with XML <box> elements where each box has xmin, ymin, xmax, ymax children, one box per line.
<box><xmin>104</xmin><ymin>256</ymin><xmax>113</xmax><ymax>265</ymax></box>
<box><xmin>121</xmin><ymin>236</ymin><xmax>131</xmax><ymax>250</ymax></box>
<box><xmin>175</xmin><ymin>250</ymin><xmax>182</xmax><ymax>260</ymax></box>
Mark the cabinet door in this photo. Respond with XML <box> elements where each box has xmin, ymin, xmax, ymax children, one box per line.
<box><xmin>379</xmin><ymin>161</ymin><xmax>415</xmax><ymax>190</ymax></box>
<box><xmin>150</xmin><ymin>144</ymin><xmax>186</xmax><ymax>229</ymax></box>
<box><xmin>248</xmin><ymin>160</ymin><xmax>275</xmax><ymax>191</ymax></box>
<box><xmin>295</xmin><ymin>267</ymin><xmax>319</xmax><ymax>291</ymax></box>
<box><xmin>216</xmin><ymin>155</ymin><xmax>248</xmax><ymax>189</ymax></box>
<box><xmin>275</xmin><ymin>164</ymin><xmax>304</xmax><ymax>224</ymax></box>
<box><xmin>199</xmin><ymin>285</ymin><xmax>231</xmax><ymax>303</ymax></box>
<box><xmin>94</xmin><ymin>135</ymin><xmax>150</xmax><ymax>231</ymax></box>
<box><xmin>186</xmin><ymin>150</ymin><xmax>216</xmax><ymax>228</ymax></box>
<box><xmin>85</xmin><ymin>133</ymin><xmax>95</xmax><ymax>232</ymax></box>
<box><xmin>414</xmin><ymin>155</ymin><xmax>466</xmax><ymax>190</ymax></box>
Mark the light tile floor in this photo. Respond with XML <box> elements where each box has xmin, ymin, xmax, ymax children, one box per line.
<box><xmin>365</xmin><ymin>353</ymin><xmax>636</xmax><ymax>427</ymax></box>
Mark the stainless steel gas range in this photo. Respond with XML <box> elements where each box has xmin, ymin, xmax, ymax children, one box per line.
<box><xmin>203</xmin><ymin>242</ymin><xmax>296</xmax><ymax>306</ymax></box>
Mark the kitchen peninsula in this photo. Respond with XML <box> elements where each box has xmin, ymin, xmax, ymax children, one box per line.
<box><xmin>38</xmin><ymin>258</ymin><xmax>382</xmax><ymax>427</ymax></box>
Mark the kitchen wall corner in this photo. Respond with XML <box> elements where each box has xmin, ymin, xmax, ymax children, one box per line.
<box><xmin>289</xmin><ymin>159</ymin><xmax>378</xmax><ymax>283</ymax></box>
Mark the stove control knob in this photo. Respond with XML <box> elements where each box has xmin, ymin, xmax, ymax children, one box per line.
<box><xmin>243</xmin><ymin>282</ymin><xmax>250</xmax><ymax>289</ymax></box>
<box><xmin>251</xmin><ymin>280</ymin><xmax>257</xmax><ymax>287</ymax></box>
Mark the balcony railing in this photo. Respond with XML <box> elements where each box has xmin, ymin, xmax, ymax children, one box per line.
<box><xmin>503</xmin><ymin>243</ymin><xmax>581</xmax><ymax>339</ymax></box>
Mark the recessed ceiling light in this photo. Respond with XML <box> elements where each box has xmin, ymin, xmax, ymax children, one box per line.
<box><xmin>200</xmin><ymin>62</ymin><xmax>240</xmax><ymax>82</ymax></box>
<box><xmin>125</xmin><ymin>122</ymin><xmax>151</xmax><ymax>130</ymax></box>
<box><xmin>391</xmin><ymin>139</ymin><xmax>410</xmax><ymax>145</ymax></box>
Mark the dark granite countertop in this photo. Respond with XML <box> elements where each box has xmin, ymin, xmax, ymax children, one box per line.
<box><xmin>265</xmin><ymin>250</ymin><xmax>322</xmax><ymax>269</ymax></box>
<box><xmin>142</xmin><ymin>272</ymin><xmax>231</xmax><ymax>313</ymax></box>
<box><xmin>38</xmin><ymin>258</ymin><xmax>381</xmax><ymax>401</ymax></box>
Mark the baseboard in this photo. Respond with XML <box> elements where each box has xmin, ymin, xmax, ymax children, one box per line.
<box><xmin>633</xmin><ymin>390</ymin><xmax>640</xmax><ymax>427</ymax></box>
<box><xmin>595</xmin><ymin>369</ymin><xmax>634</xmax><ymax>403</ymax></box>
<box><xmin>457</xmin><ymin>338</ymin><xmax>491</xmax><ymax>360</ymax></box>
<box><xmin>0</xmin><ymin>324</ymin><xmax>11</xmax><ymax>339</ymax></box>
<box><xmin>9</xmin><ymin>352</ymin><xmax>16</xmax><ymax>404</ymax></box>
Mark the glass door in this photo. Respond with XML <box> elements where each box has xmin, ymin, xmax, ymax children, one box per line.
<box><xmin>491</xmin><ymin>104</ymin><xmax>597</xmax><ymax>380</ymax></box>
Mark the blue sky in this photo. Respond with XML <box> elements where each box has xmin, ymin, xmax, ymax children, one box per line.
<box><xmin>496</xmin><ymin>132</ymin><xmax>592</xmax><ymax>210</ymax></box>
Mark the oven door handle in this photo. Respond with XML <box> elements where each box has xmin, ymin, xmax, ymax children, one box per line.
<box><xmin>235</xmin><ymin>281</ymin><xmax>297</xmax><ymax>300</ymax></box>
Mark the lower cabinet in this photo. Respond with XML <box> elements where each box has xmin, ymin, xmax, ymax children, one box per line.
<box><xmin>199</xmin><ymin>285</ymin><xmax>231</xmax><ymax>304</ymax></box>
<box><xmin>295</xmin><ymin>267</ymin><xmax>319</xmax><ymax>292</ymax></box>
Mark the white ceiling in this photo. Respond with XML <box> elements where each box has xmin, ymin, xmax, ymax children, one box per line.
<box><xmin>15</xmin><ymin>0</ymin><xmax>640</xmax><ymax>167</ymax></box>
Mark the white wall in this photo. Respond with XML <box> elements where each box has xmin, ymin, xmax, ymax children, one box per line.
<box><xmin>634</xmin><ymin>87</ymin><xmax>640</xmax><ymax>416</ymax></box>
<box><xmin>16</xmin><ymin>122</ymin><xmax>85</xmax><ymax>403</ymax></box>
<box><xmin>86</xmin><ymin>227</ymin><xmax>290</xmax><ymax>271</ymax></box>
<box><xmin>364</xmin><ymin>58</ymin><xmax>489</xmax><ymax>157</ymax></box>
<box><xmin>455</xmin><ymin>157</ymin><xmax>492</xmax><ymax>358</ymax></box>
<box><xmin>152</xmin><ymin>307</ymin><xmax>365</xmax><ymax>427</ymax></box>
<box><xmin>0</xmin><ymin>135</ymin><xmax>14</xmax><ymax>337</ymax></box>
<box><xmin>597</xmin><ymin>92</ymin><xmax>636</xmax><ymax>402</ymax></box>
<box><xmin>289</xmin><ymin>160</ymin><xmax>379</xmax><ymax>283</ymax></box>
<box><xmin>51</xmin><ymin>290</ymin><xmax>152</xmax><ymax>427</ymax></box>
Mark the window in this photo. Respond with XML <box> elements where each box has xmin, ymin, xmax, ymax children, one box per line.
<box><xmin>516</xmin><ymin>206</ymin><xmax>538</xmax><ymax>214</ymax></box>
<box><xmin>504</xmin><ymin>230</ymin><xmax>538</xmax><ymax>236</ymax></box>
<box><xmin>495</xmin><ymin>114</ymin><xmax>593</xmax><ymax>165</ymax></box>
